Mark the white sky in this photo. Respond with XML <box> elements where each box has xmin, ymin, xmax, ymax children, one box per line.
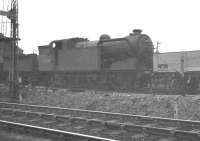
<box><xmin>1</xmin><ymin>0</ymin><xmax>200</xmax><ymax>54</ymax></box>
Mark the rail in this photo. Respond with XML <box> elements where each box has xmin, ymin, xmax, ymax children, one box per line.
<box><xmin>0</xmin><ymin>120</ymin><xmax>118</xmax><ymax>141</ymax></box>
<box><xmin>0</xmin><ymin>102</ymin><xmax>200</xmax><ymax>140</ymax></box>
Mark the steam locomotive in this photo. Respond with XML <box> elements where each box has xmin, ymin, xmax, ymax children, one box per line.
<box><xmin>37</xmin><ymin>29</ymin><xmax>154</xmax><ymax>91</ymax></box>
<box><xmin>2</xmin><ymin>29</ymin><xmax>196</xmax><ymax>93</ymax></box>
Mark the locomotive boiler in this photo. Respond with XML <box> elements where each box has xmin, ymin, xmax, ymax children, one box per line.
<box><xmin>37</xmin><ymin>29</ymin><xmax>154</xmax><ymax>91</ymax></box>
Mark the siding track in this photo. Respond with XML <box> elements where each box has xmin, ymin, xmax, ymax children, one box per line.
<box><xmin>0</xmin><ymin>102</ymin><xmax>200</xmax><ymax>141</ymax></box>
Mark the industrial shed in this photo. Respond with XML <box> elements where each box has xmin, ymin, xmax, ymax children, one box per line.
<box><xmin>153</xmin><ymin>50</ymin><xmax>200</xmax><ymax>74</ymax></box>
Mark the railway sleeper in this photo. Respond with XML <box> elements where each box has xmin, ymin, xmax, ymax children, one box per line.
<box><xmin>25</xmin><ymin>108</ymin><xmax>44</xmax><ymax>113</ymax></box>
<box><xmin>55</xmin><ymin>114</ymin><xmax>72</xmax><ymax>122</ymax></box>
<box><xmin>97</xmin><ymin>114</ymin><xmax>120</xmax><ymax>121</ymax></box>
<box><xmin>69</xmin><ymin>110</ymin><xmax>89</xmax><ymax>118</ymax></box>
<box><xmin>35</xmin><ymin>107</ymin><xmax>54</xmax><ymax>114</ymax></box>
<box><xmin>69</xmin><ymin>117</ymin><xmax>88</xmax><ymax>132</ymax></box>
<box><xmin>41</xmin><ymin>113</ymin><xmax>56</xmax><ymax>121</ymax></box>
<box><xmin>144</xmin><ymin>134</ymin><xmax>175</xmax><ymax>141</ymax></box>
<box><xmin>86</xmin><ymin>118</ymin><xmax>106</xmax><ymax>135</ymax></box>
<box><xmin>46</xmin><ymin>108</ymin><xmax>64</xmax><ymax>115</ymax></box>
<box><xmin>125</xmin><ymin>117</ymin><xmax>149</xmax><ymax>125</ymax></box>
<box><xmin>189</xmin><ymin>129</ymin><xmax>200</xmax><ymax>134</ymax></box>
<box><xmin>176</xmin><ymin>121</ymin><xmax>200</xmax><ymax>131</ymax></box>
<box><xmin>33</xmin><ymin>118</ymin><xmax>56</xmax><ymax>126</ymax></box>
<box><xmin>101</xmin><ymin>130</ymin><xmax>125</xmax><ymax>140</ymax></box>
<box><xmin>142</xmin><ymin>126</ymin><xmax>199</xmax><ymax>140</ymax></box>
<box><xmin>107</xmin><ymin>114</ymin><xmax>136</xmax><ymax>123</ymax></box>
<box><xmin>139</xmin><ymin>116</ymin><xmax>157</xmax><ymax>123</ymax></box>
<box><xmin>130</xmin><ymin>133</ymin><xmax>148</xmax><ymax>141</ymax></box>
<box><xmin>13</xmin><ymin>110</ymin><xmax>28</xmax><ymax>121</ymax></box>
<box><xmin>123</xmin><ymin>122</ymin><xmax>162</xmax><ymax>135</ymax></box>
<box><xmin>12</xmin><ymin>105</ymin><xmax>27</xmax><ymax>110</ymax></box>
<box><xmin>0</xmin><ymin>108</ymin><xmax>16</xmax><ymax>119</ymax></box>
<box><xmin>54</xmin><ymin>115</ymin><xmax>74</xmax><ymax>130</ymax></box>
<box><xmin>99</xmin><ymin>120</ymin><xmax>126</xmax><ymax>140</ymax></box>
<box><xmin>70</xmin><ymin>116</ymin><xmax>87</xmax><ymax>124</ymax></box>
<box><xmin>154</xmin><ymin>119</ymin><xmax>181</xmax><ymax>128</ymax></box>
<box><xmin>142</xmin><ymin>126</ymin><xmax>178</xmax><ymax>137</ymax></box>
<box><xmin>40</xmin><ymin>113</ymin><xmax>57</xmax><ymax>126</ymax></box>
<box><xmin>174</xmin><ymin>130</ymin><xmax>200</xmax><ymax>141</ymax></box>
<box><xmin>0</xmin><ymin>103</ymin><xmax>10</xmax><ymax>108</ymax></box>
<box><xmin>82</xmin><ymin>112</ymin><xmax>107</xmax><ymax>121</ymax></box>
<box><xmin>142</xmin><ymin>123</ymin><xmax>158</xmax><ymax>128</ymax></box>
<box><xmin>104</xmin><ymin>120</ymin><xmax>122</xmax><ymax>130</ymax></box>
<box><xmin>25</xmin><ymin>111</ymin><xmax>43</xmax><ymax>123</ymax></box>
<box><xmin>100</xmin><ymin>128</ymin><xmax>125</xmax><ymax>140</ymax></box>
<box><xmin>124</xmin><ymin>126</ymin><xmax>175</xmax><ymax>141</ymax></box>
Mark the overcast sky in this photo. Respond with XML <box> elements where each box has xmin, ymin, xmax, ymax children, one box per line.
<box><xmin>1</xmin><ymin>0</ymin><xmax>200</xmax><ymax>53</ymax></box>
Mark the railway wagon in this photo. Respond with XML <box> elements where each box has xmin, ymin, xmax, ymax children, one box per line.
<box><xmin>2</xmin><ymin>54</ymin><xmax>38</xmax><ymax>84</ymax></box>
<box><xmin>37</xmin><ymin>29</ymin><xmax>154</xmax><ymax>91</ymax></box>
<box><xmin>153</xmin><ymin>50</ymin><xmax>200</xmax><ymax>93</ymax></box>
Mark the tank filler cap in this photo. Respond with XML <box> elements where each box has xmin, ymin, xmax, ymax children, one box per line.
<box><xmin>133</xmin><ymin>29</ymin><xmax>142</xmax><ymax>34</ymax></box>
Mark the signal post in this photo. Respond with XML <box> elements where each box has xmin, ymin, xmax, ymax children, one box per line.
<box><xmin>0</xmin><ymin>0</ymin><xmax>19</xmax><ymax>102</ymax></box>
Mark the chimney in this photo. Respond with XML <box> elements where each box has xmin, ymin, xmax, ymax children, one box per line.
<box><xmin>133</xmin><ymin>29</ymin><xmax>142</xmax><ymax>34</ymax></box>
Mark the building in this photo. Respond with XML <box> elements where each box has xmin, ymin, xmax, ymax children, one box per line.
<box><xmin>153</xmin><ymin>50</ymin><xmax>200</xmax><ymax>74</ymax></box>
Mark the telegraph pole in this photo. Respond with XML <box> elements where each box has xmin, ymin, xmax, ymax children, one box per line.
<box><xmin>10</xmin><ymin>0</ymin><xmax>19</xmax><ymax>102</ymax></box>
<box><xmin>0</xmin><ymin>0</ymin><xmax>19</xmax><ymax>102</ymax></box>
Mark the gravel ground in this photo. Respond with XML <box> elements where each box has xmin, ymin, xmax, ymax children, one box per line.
<box><xmin>1</xmin><ymin>85</ymin><xmax>200</xmax><ymax>120</ymax></box>
<box><xmin>18</xmin><ymin>86</ymin><xmax>200</xmax><ymax>120</ymax></box>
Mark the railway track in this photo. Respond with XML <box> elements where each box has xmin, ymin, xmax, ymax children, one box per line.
<box><xmin>0</xmin><ymin>102</ymin><xmax>200</xmax><ymax>141</ymax></box>
<box><xmin>59</xmin><ymin>87</ymin><xmax>185</xmax><ymax>95</ymax></box>
<box><xmin>0</xmin><ymin>120</ymin><xmax>117</xmax><ymax>141</ymax></box>
<box><xmin>41</xmin><ymin>86</ymin><xmax>188</xmax><ymax>95</ymax></box>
